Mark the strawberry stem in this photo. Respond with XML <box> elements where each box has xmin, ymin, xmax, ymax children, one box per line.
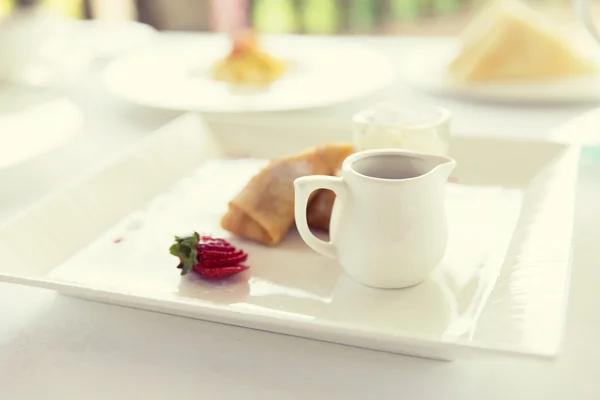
<box><xmin>169</xmin><ymin>232</ymin><xmax>200</xmax><ymax>276</ymax></box>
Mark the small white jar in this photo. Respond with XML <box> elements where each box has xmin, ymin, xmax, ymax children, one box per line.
<box><xmin>352</xmin><ymin>102</ymin><xmax>452</xmax><ymax>156</ymax></box>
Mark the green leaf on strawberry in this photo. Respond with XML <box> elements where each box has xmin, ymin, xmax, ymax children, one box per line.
<box><xmin>169</xmin><ymin>232</ymin><xmax>200</xmax><ymax>276</ymax></box>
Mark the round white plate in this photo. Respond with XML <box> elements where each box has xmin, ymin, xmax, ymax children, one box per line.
<box><xmin>101</xmin><ymin>36</ymin><xmax>395</xmax><ymax>113</ymax></box>
<box><xmin>0</xmin><ymin>96</ymin><xmax>83</xmax><ymax>170</ymax></box>
<box><xmin>401</xmin><ymin>43</ymin><xmax>600</xmax><ymax>104</ymax></box>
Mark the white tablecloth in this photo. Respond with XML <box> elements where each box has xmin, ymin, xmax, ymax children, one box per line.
<box><xmin>1</xmin><ymin>33</ymin><xmax>600</xmax><ymax>399</ymax></box>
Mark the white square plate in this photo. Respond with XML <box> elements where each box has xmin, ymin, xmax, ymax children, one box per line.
<box><xmin>0</xmin><ymin>114</ymin><xmax>580</xmax><ymax>361</ymax></box>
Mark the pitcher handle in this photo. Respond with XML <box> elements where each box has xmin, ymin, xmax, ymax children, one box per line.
<box><xmin>294</xmin><ymin>176</ymin><xmax>347</xmax><ymax>259</ymax></box>
<box><xmin>575</xmin><ymin>0</ymin><xmax>600</xmax><ymax>46</ymax></box>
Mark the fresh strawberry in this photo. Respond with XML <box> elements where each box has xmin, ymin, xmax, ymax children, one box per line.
<box><xmin>169</xmin><ymin>232</ymin><xmax>249</xmax><ymax>280</ymax></box>
<box><xmin>200</xmin><ymin>265</ymin><xmax>249</xmax><ymax>280</ymax></box>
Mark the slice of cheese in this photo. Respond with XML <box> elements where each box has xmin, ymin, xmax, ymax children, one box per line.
<box><xmin>448</xmin><ymin>0</ymin><xmax>597</xmax><ymax>82</ymax></box>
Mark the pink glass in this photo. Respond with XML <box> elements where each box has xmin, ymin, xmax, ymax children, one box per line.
<box><xmin>210</xmin><ymin>0</ymin><xmax>250</xmax><ymax>32</ymax></box>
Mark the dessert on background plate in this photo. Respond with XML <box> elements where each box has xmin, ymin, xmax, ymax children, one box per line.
<box><xmin>448</xmin><ymin>0</ymin><xmax>598</xmax><ymax>83</ymax></box>
<box><xmin>211</xmin><ymin>30</ymin><xmax>288</xmax><ymax>87</ymax></box>
<box><xmin>400</xmin><ymin>0</ymin><xmax>600</xmax><ymax>103</ymax></box>
<box><xmin>102</xmin><ymin>34</ymin><xmax>395</xmax><ymax>112</ymax></box>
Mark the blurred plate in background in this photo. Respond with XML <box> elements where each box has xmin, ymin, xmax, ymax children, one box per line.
<box><xmin>0</xmin><ymin>7</ymin><xmax>91</xmax><ymax>88</ymax></box>
<box><xmin>101</xmin><ymin>35</ymin><xmax>395</xmax><ymax>113</ymax></box>
<box><xmin>401</xmin><ymin>43</ymin><xmax>600</xmax><ymax>105</ymax></box>
<box><xmin>74</xmin><ymin>20</ymin><xmax>157</xmax><ymax>60</ymax></box>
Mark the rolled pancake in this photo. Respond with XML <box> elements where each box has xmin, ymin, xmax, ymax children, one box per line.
<box><xmin>305</xmin><ymin>143</ymin><xmax>356</xmax><ymax>232</ymax></box>
<box><xmin>221</xmin><ymin>143</ymin><xmax>354</xmax><ymax>245</ymax></box>
<box><xmin>313</xmin><ymin>143</ymin><xmax>355</xmax><ymax>172</ymax></box>
<box><xmin>306</xmin><ymin>188</ymin><xmax>337</xmax><ymax>232</ymax></box>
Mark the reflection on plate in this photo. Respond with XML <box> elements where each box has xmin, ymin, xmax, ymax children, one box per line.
<box><xmin>401</xmin><ymin>43</ymin><xmax>600</xmax><ymax>104</ymax></box>
<box><xmin>102</xmin><ymin>36</ymin><xmax>395</xmax><ymax>113</ymax></box>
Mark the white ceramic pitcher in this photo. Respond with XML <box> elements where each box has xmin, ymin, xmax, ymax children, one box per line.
<box><xmin>294</xmin><ymin>149</ymin><xmax>456</xmax><ymax>289</ymax></box>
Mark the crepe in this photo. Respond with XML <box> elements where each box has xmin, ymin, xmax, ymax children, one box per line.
<box><xmin>448</xmin><ymin>0</ymin><xmax>597</xmax><ymax>83</ymax></box>
<box><xmin>221</xmin><ymin>143</ymin><xmax>354</xmax><ymax>245</ymax></box>
<box><xmin>306</xmin><ymin>188</ymin><xmax>337</xmax><ymax>232</ymax></box>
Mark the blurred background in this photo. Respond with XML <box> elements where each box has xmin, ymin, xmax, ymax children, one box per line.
<box><xmin>1</xmin><ymin>0</ymin><xmax>600</xmax><ymax>223</ymax></box>
<box><xmin>2</xmin><ymin>0</ymin><xmax>597</xmax><ymax>36</ymax></box>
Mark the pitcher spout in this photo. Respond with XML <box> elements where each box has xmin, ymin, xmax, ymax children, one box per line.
<box><xmin>341</xmin><ymin>148</ymin><xmax>456</xmax><ymax>183</ymax></box>
<box><xmin>432</xmin><ymin>158</ymin><xmax>457</xmax><ymax>182</ymax></box>
<box><xmin>414</xmin><ymin>151</ymin><xmax>456</xmax><ymax>183</ymax></box>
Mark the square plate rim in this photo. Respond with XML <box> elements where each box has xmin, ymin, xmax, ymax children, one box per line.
<box><xmin>0</xmin><ymin>113</ymin><xmax>582</xmax><ymax>361</ymax></box>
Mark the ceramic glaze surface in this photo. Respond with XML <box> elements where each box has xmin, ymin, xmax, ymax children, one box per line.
<box><xmin>48</xmin><ymin>159</ymin><xmax>521</xmax><ymax>346</ymax></box>
<box><xmin>295</xmin><ymin>149</ymin><xmax>456</xmax><ymax>289</ymax></box>
<box><xmin>0</xmin><ymin>119</ymin><xmax>579</xmax><ymax>360</ymax></box>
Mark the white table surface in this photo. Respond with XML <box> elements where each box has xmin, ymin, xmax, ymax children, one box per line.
<box><xmin>1</xmin><ymin>33</ymin><xmax>600</xmax><ymax>399</ymax></box>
